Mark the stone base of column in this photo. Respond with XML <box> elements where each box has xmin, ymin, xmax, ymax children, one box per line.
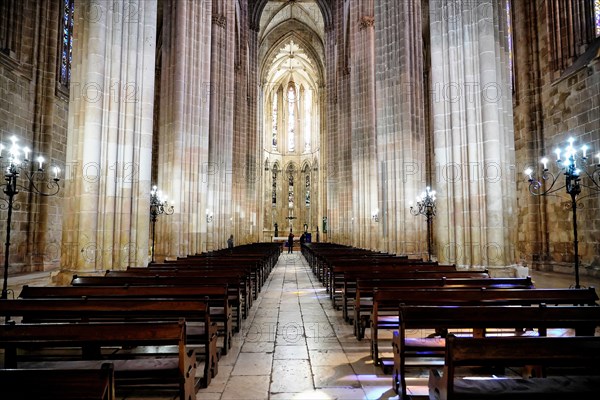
<box><xmin>51</xmin><ymin>269</ymin><xmax>104</xmax><ymax>285</ymax></box>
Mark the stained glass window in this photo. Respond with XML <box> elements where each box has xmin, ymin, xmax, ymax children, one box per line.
<box><xmin>272</xmin><ymin>91</ymin><xmax>278</xmax><ymax>150</ymax></box>
<box><xmin>272</xmin><ymin>168</ymin><xmax>277</xmax><ymax>206</ymax></box>
<box><xmin>287</xmin><ymin>85</ymin><xmax>296</xmax><ymax>152</ymax></box>
<box><xmin>595</xmin><ymin>0</ymin><xmax>600</xmax><ymax>37</ymax></box>
<box><xmin>59</xmin><ymin>0</ymin><xmax>74</xmax><ymax>88</ymax></box>
<box><xmin>506</xmin><ymin>0</ymin><xmax>514</xmax><ymax>91</ymax></box>
<box><xmin>304</xmin><ymin>88</ymin><xmax>312</xmax><ymax>152</ymax></box>
<box><xmin>305</xmin><ymin>174</ymin><xmax>310</xmax><ymax>207</ymax></box>
<box><xmin>288</xmin><ymin>174</ymin><xmax>294</xmax><ymax>209</ymax></box>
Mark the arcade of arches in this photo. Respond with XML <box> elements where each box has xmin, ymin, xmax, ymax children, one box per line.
<box><xmin>0</xmin><ymin>0</ymin><xmax>599</xmax><ymax>284</ymax></box>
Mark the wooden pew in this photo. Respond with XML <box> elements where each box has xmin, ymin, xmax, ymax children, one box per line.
<box><xmin>72</xmin><ymin>274</ymin><xmax>246</xmax><ymax>329</ymax></box>
<box><xmin>147</xmin><ymin>261</ymin><xmax>262</xmax><ymax>300</ymax></box>
<box><xmin>428</xmin><ymin>335</ymin><xmax>600</xmax><ymax>400</ymax></box>
<box><xmin>368</xmin><ymin>287</ymin><xmax>600</xmax><ymax>364</ymax></box>
<box><xmin>392</xmin><ymin>305</ymin><xmax>600</xmax><ymax>398</ymax></box>
<box><xmin>19</xmin><ymin>284</ymin><xmax>233</xmax><ymax>355</ymax></box>
<box><xmin>106</xmin><ymin>269</ymin><xmax>251</xmax><ymax>305</ymax></box>
<box><xmin>342</xmin><ymin>272</ymin><xmax>534</xmax><ymax>322</ymax></box>
<box><xmin>0</xmin><ymin>363</ymin><xmax>115</xmax><ymax>400</ymax></box>
<box><xmin>0</xmin><ymin>321</ymin><xmax>197</xmax><ymax>400</ymax></box>
<box><xmin>328</xmin><ymin>263</ymin><xmax>461</xmax><ymax>305</ymax></box>
<box><xmin>351</xmin><ymin>272</ymin><xmax>491</xmax><ymax>339</ymax></box>
<box><xmin>326</xmin><ymin>260</ymin><xmax>456</xmax><ymax>297</ymax></box>
<box><xmin>0</xmin><ymin>298</ymin><xmax>218</xmax><ymax>388</ymax></box>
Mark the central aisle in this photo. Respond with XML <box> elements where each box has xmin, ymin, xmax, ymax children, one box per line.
<box><xmin>197</xmin><ymin>252</ymin><xmax>401</xmax><ymax>400</ymax></box>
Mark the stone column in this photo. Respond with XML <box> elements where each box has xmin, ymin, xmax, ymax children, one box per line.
<box><xmin>349</xmin><ymin>0</ymin><xmax>378</xmax><ymax>249</ymax></box>
<box><xmin>207</xmin><ymin>0</ymin><xmax>235</xmax><ymax>251</ymax></box>
<box><xmin>328</xmin><ymin>0</ymin><xmax>351</xmax><ymax>245</ymax></box>
<box><xmin>375</xmin><ymin>0</ymin><xmax>427</xmax><ymax>256</ymax></box>
<box><xmin>234</xmin><ymin>0</ymin><xmax>258</xmax><ymax>245</ymax></box>
<box><xmin>430</xmin><ymin>0</ymin><xmax>517</xmax><ymax>271</ymax></box>
<box><xmin>155</xmin><ymin>0</ymin><xmax>212</xmax><ymax>259</ymax></box>
<box><xmin>61</xmin><ymin>0</ymin><xmax>157</xmax><ymax>274</ymax></box>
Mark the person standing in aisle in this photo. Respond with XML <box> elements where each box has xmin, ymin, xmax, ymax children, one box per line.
<box><xmin>287</xmin><ymin>230</ymin><xmax>294</xmax><ymax>253</ymax></box>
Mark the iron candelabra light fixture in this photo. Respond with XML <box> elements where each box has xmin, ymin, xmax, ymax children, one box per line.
<box><xmin>0</xmin><ymin>135</ymin><xmax>60</xmax><ymax>299</ymax></box>
<box><xmin>150</xmin><ymin>185</ymin><xmax>174</xmax><ymax>263</ymax></box>
<box><xmin>410</xmin><ymin>186</ymin><xmax>436</xmax><ymax>262</ymax></box>
<box><xmin>524</xmin><ymin>137</ymin><xmax>600</xmax><ymax>289</ymax></box>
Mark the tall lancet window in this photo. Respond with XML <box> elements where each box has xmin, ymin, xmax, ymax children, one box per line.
<box><xmin>596</xmin><ymin>0</ymin><xmax>600</xmax><ymax>37</ymax></box>
<box><xmin>59</xmin><ymin>0</ymin><xmax>74</xmax><ymax>89</ymax></box>
<box><xmin>304</xmin><ymin>87</ymin><xmax>312</xmax><ymax>152</ymax></box>
<box><xmin>272</xmin><ymin>91</ymin><xmax>278</xmax><ymax>150</ymax></box>
<box><xmin>305</xmin><ymin>174</ymin><xmax>311</xmax><ymax>207</ymax></box>
<box><xmin>288</xmin><ymin>174</ymin><xmax>294</xmax><ymax>209</ymax></box>
<box><xmin>287</xmin><ymin>85</ymin><xmax>296</xmax><ymax>152</ymax></box>
<box><xmin>272</xmin><ymin>167</ymin><xmax>277</xmax><ymax>207</ymax></box>
<box><xmin>506</xmin><ymin>0</ymin><xmax>514</xmax><ymax>91</ymax></box>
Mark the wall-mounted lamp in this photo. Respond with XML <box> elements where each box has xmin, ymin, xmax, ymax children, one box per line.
<box><xmin>206</xmin><ymin>209</ymin><xmax>213</xmax><ymax>223</ymax></box>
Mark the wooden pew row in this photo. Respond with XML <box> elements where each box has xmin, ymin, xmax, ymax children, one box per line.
<box><xmin>0</xmin><ymin>298</ymin><xmax>218</xmax><ymax>388</ymax></box>
<box><xmin>109</xmin><ymin>268</ymin><xmax>252</xmax><ymax>314</ymax></box>
<box><xmin>135</xmin><ymin>263</ymin><xmax>260</xmax><ymax>302</ymax></box>
<box><xmin>301</xmin><ymin>242</ymin><xmax>399</xmax><ymax>276</ymax></box>
<box><xmin>368</xmin><ymin>287</ymin><xmax>600</xmax><ymax>364</ymax></box>
<box><xmin>0</xmin><ymin>321</ymin><xmax>197</xmax><ymax>400</ymax></box>
<box><xmin>183</xmin><ymin>244</ymin><xmax>280</xmax><ymax>276</ymax></box>
<box><xmin>0</xmin><ymin>363</ymin><xmax>115</xmax><ymax>400</ymax></box>
<box><xmin>350</xmin><ymin>272</ymin><xmax>490</xmax><ymax>339</ymax></box>
<box><xmin>19</xmin><ymin>284</ymin><xmax>234</xmax><ymax>355</ymax></box>
<box><xmin>152</xmin><ymin>262</ymin><xmax>263</xmax><ymax>299</ymax></box>
<box><xmin>102</xmin><ymin>271</ymin><xmax>247</xmax><ymax>324</ymax></box>
<box><xmin>328</xmin><ymin>263</ymin><xmax>461</xmax><ymax>304</ymax></box>
<box><xmin>428</xmin><ymin>335</ymin><xmax>600</xmax><ymax>400</ymax></box>
<box><xmin>344</xmin><ymin>276</ymin><xmax>534</xmax><ymax>324</ymax></box>
<box><xmin>392</xmin><ymin>305</ymin><xmax>600</xmax><ymax>398</ymax></box>
<box><xmin>72</xmin><ymin>274</ymin><xmax>246</xmax><ymax>329</ymax></box>
<box><xmin>322</xmin><ymin>258</ymin><xmax>448</xmax><ymax>293</ymax></box>
<box><xmin>319</xmin><ymin>256</ymin><xmax>419</xmax><ymax>287</ymax></box>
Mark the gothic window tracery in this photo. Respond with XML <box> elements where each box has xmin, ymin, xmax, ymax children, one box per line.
<box><xmin>288</xmin><ymin>84</ymin><xmax>296</xmax><ymax>152</ymax></box>
<box><xmin>305</xmin><ymin>174</ymin><xmax>311</xmax><ymax>207</ymax></box>
<box><xmin>304</xmin><ymin>87</ymin><xmax>312</xmax><ymax>152</ymax></box>
<box><xmin>272</xmin><ymin>166</ymin><xmax>278</xmax><ymax>207</ymax></box>
<box><xmin>506</xmin><ymin>0</ymin><xmax>514</xmax><ymax>91</ymax></box>
<box><xmin>288</xmin><ymin>173</ymin><xmax>294</xmax><ymax>209</ymax></box>
<box><xmin>272</xmin><ymin>91</ymin><xmax>278</xmax><ymax>150</ymax></box>
<box><xmin>58</xmin><ymin>0</ymin><xmax>74</xmax><ymax>90</ymax></box>
<box><xmin>594</xmin><ymin>0</ymin><xmax>600</xmax><ymax>37</ymax></box>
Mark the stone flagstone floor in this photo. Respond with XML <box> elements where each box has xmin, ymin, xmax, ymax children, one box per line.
<box><xmin>195</xmin><ymin>251</ymin><xmax>401</xmax><ymax>400</ymax></box>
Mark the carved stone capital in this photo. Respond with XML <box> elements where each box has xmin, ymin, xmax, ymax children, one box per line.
<box><xmin>359</xmin><ymin>16</ymin><xmax>375</xmax><ymax>30</ymax></box>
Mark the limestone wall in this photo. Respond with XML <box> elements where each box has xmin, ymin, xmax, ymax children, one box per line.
<box><xmin>513</xmin><ymin>0</ymin><xmax>600</xmax><ymax>277</ymax></box>
<box><xmin>0</xmin><ymin>0</ymin><xmax>66</xmax><ymax>274</ymax></box>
